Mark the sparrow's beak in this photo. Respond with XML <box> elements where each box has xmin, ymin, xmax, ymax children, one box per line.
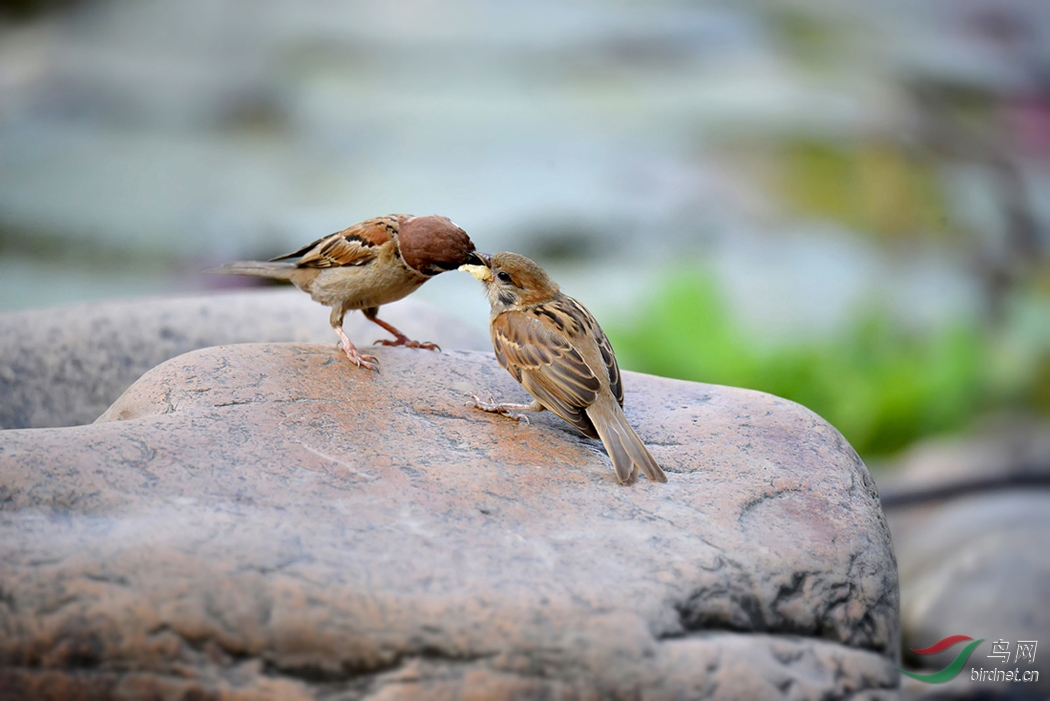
<box><xmin>465</xmin><ymin>250</ymin><xmax>490</xmax><ymax>267</ymax></box>
<box><xmin>459</xmin><ymin>251</ymin><xmax>493</xmax><ymax>281</ymax></box>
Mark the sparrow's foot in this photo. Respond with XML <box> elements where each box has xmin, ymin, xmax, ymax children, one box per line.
<box><xmin>335</xmin><ymin>327</ymin><xmax>379</xmax><ymax>371</ymax></box>
<box><xmin>373</xmin><ymin>336</ymin><xmax>441</xmax><ymax>351</ymax></box>
<box><xmin>366</xmin><ymin>313</ymin><xmax>441</xmax><ymax>351</ymax></box>
<box><xmin>469</xmin><ymin>395</ymin><xmax>532</xmax><ymax>425</ymax></box>
<box><xmin>343</xmin><ymin>345</ymin><xmax>379</xmax><ymax>371</ymax></box>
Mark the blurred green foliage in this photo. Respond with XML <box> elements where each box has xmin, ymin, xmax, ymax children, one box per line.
<box><xmin>778</xmin><ymin>139</ymin><xmax>950</xmax><ymax>242</ymax></box>
<box><xmin>608</xmin><ymin>272</ymin><xmax>995</xmax><ymax>458</ymax></box>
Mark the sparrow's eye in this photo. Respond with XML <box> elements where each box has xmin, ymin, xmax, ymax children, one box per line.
<box><xmin>496</xmin><ymin>271</ymin><xmax>512</xmax><ymax>284</ymax></box>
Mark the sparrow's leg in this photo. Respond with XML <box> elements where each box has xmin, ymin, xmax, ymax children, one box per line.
<box><xmin>469</xmin><ymin>396</ymin><xmax>544</xmax><ymax>425</ymax></box>
<box><xmin>329</xmin><ymin>308</ymin><xmax>378</xmax><ymax>370</ymax></box>
<box><xmin>363</xmin><ymin>307</ymin><xmax>440</xmax><ymax>351</ymax></box>
<box><xmin>334</xmin><ymin>326</ymin><xmax>379</xmax><ymax>370</ymax></box>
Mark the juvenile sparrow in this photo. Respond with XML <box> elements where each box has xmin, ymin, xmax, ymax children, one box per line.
<box><xmin>462</xmin><ymin>252</ymin><xmax>667</xmax><ymax>485</ymax></box>
<box><xmin>211</xmin><ymin>214</ymin><xmax>482</xmax><ymax>370</ymax></box>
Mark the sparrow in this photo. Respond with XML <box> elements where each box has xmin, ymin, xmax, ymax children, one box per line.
<box><xmin>211</xmin><ymin>214</ymin><xmax>482</xmax><ymax>370</ymax></box>
<box><xmin>461</xmin><ymin>252</ymin><xmax>667</xmax><ymax>485</ymax></box>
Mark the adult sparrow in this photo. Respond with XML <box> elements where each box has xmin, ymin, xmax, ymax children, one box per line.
<box><xmin>462</xmin><ymin>252</ymin><xmax>667</xmax><ymax>485</ymax></box>
<box><xmin>211</xmin><ymin>214</ymin><xmax>482</xmax><ymax>370</ymax></box>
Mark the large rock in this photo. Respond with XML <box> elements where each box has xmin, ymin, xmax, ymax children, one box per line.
<box><xmin>0</xmin><ymin>289</ymin><xmax>488</xmax><ymax>430</ymax></box>
<box><xmin>0</xmin><ymin>343</ymin><xmax>900</xmax><ymax>700</ymax></box>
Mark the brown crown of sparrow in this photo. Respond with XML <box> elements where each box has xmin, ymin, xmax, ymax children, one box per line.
<box><xmin>462</xmin><ymin>251</ymin><xmax>667</xmax><ymax>485</ymax></box>
<box><xmin>211</xmin><ymin>214</ymin><xmax>482</xmax><ymax>370</ymax></box>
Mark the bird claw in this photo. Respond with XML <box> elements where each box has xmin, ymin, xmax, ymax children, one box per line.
<box><xmin>374</xmin><ymin>338</ymin><xmax>441</xmax><ymax>352</ymax></box>
<box><xmin>334</xmin><ymin>327</ymin><xmax>378</xmax><ymax>371</ymax></box>
<box><xmin>469</xmin><ymin>394</ymin><xmax>496</xmax><ymax>410</ymax></box>
<box><xmin>469</xmin><ymin>395</ymin><xmax>530</xmax><ymax>425</ymax></box>
<box><xmin>354</xmin><ymin>356</ymin><xmax>380</xmax><ymax>372</ymax></box>
<box><xmin>341</xmin><ymin>343</ymin><xmax>379</xmax><ymax>371</ymax></box>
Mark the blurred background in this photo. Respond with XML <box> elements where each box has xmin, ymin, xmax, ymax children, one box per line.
<box><xmin>1</xmin><ymin>0</ymin><xmax>1049</xmax><ymax>683</ymax></box>
<box><xmin>2</xmin><ymin>0</ymin><xmax>1048</xmax><ymax>463</ymax></box>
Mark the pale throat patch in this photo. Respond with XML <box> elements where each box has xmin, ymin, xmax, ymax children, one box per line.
<box><xmin>459</xmin><ymin>264</ymin><xmax>492</xmax><ymax>281</ymax></box>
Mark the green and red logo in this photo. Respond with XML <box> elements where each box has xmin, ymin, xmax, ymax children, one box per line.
<box><xmin>897</xmin><ymin>635</ymin><xmax>984</xmax><ymax>683</ymax></box>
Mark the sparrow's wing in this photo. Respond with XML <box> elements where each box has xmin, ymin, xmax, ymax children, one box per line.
<box><xmin>594</xmin><ymin>324</ymin><xmax>623</xmax><ymax>407</ymax></box>
<box><xmin>491</xmin><ymin>304</ymin><xmax>603</xmax><ymax>438</ymax></box>
<box><xmin>270</xmin><ymin>215</ymin><xmax>402</xmax><ymax>269</ymax></box>
<box><xmin>530</xmin><ymin>294</ymin><xmax>623</xmax><ymax>407</ymax></box>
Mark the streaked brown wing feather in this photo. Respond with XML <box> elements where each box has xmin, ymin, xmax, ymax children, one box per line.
<box><xmin>554</xmin><ymin>294</ymin><xmax>623</xmax><ymax>407</ymax></box>
<box><xmin>297</xmin><ymin>234</ymin><xmax>379</xmax><ymax>269</ymax></box>
<box><xmin>521</xmin><ymin>376</ymin><xmax>597</xmax><ymax>439</ymax></box>
<box><xmin>271</xmin><ymin>216</ymin><xmax>400</xmax><ymax>269</ymax></box>
<box><xmin>491</xmin><ymin>308</ymin><xmax>603</xmax><ymax>438</ymax></box>
<box><xmin>595</xmin><ymin>324</ymin><xmax>623</xmax><ymax>407</ymax></box>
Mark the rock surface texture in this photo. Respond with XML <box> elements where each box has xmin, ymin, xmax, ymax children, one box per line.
<box><xmin>0</xmin><ymin>342</ymin><xmax>900</xmax><ymax>700</ymax></box>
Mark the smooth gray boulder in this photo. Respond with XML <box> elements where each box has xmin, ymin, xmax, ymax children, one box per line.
<box><xmin>0</xmin><ymin>341</ymin><xmax>900</xmax><ymax>700</ymax></box>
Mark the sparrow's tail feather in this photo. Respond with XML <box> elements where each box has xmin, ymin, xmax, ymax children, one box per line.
<box><xmin>206</xmin><ymin>261</ymin><xmax>298</xmax><ymax>280</ymax></box>
<box><xmin>588</xmin><ymin>396</ymin><xmax>668</xmax><ymax>485</ymax></box>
